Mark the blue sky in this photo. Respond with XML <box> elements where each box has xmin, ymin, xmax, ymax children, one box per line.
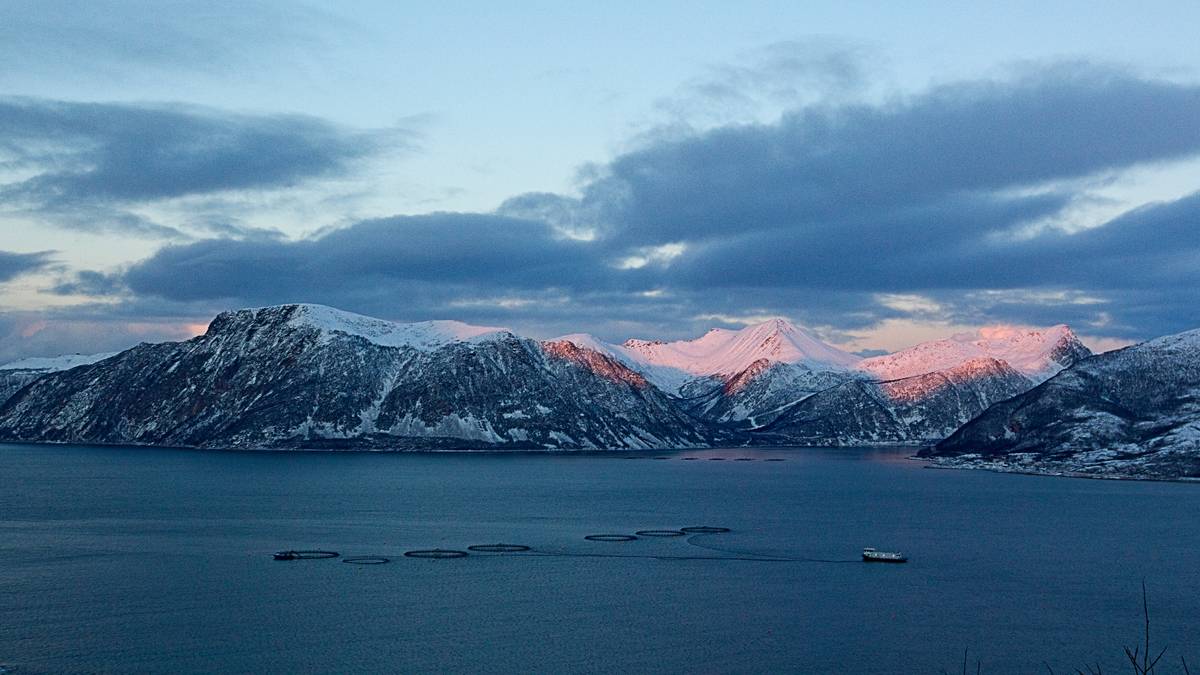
<box><xmin>1</xmin><ymin>1</ymin><xmax>1199</xmax><ymax>361</ymax></box>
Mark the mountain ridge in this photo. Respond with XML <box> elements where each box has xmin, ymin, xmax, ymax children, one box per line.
<box><xmin>921</xmin><ymin>328</ymin><xmax>1200</xmax><ymax>479</ymax></box>
<box><xmin>0</xmin><ymin>303</ymin><xmax>1133</xmax><ymax>462</ymax></box>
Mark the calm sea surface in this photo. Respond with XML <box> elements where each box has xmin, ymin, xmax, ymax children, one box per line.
<box><xmin>1</xmin><ymin>443</ymin><xmax>1197</xmax><ymax>674</ymax></box>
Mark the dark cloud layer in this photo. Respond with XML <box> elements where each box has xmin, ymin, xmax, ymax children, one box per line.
<box><xmin>572</xmin><ymin>65</ymin><xmax>1200</xmax><ymax>247</ymax></box>
<box><xmin>122</xmin><ymin>213</ymin><xmax>607</xmax><ymax>304</ymax></box>
<box><xmin>0</xmin><ymin>250</ymin><xmax>54</xmax><ymax>283</ymax></box>
<box><xmin>0</xmin><ymin>98</ymin><xmax>397</xmax><ymax>204</ymax></box>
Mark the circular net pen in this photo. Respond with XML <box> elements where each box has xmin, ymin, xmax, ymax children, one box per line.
<box><xmin>584</xmin><ymin>534</ymin><xmax>638</xmax><ymax>542</ymax></box>
<box><xmin>403</xmin><ymin>549</ymin><xmax>469</xmax><ymax>559</ymax></box>
<box><xmin>342</xmin><ymin>556</ymin><xmax>390</xmax><ymax>565</ymax></box>
<box><xmin>680</xmin><ymin>526</ymin><xmax>731</xmax><ymax>534</ymax></box>
<box><xmin>273</xmin><ymin>550</ymin><xmax>339</xmax><ymax>560</ymax></box>
<box><xmin>467</xmin><ymin>544</ymin><xmax>531</xmax><ymax>553</ymax></box>
<box><xmin>634</xmin><ymin>529</ymin><xmax>686</xmax><ymax>537</ymax></box>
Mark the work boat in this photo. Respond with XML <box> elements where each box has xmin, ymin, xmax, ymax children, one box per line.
<box><xmin>862</xmin><ymin>547</ymin><xmax>907</xmax><ymax>563</ymax></box>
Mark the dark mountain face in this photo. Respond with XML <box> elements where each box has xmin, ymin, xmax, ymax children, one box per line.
<box><xmin>0</xmin><ymin>305</ymin><xmax>710</xmax><ymax>450</ymax></box>
<box><xmin>678</xmin><ymin>360</ymin><xmax>855</xmax><ymax>427</ymax></box>
<box><xmin>0</xmin><ymin>370</ymin><xmax>45</xmax><ymax>407</ymax></box>
<box><xmin>755</xmin><ymin>358</ymin><xmax>1032</xmax><ymax>446</ymax></box>
<box><xmin>923</xmin><ymin>330</ymin><xmax>1200</xmax><ymax>478</ymax></box>
<box><xmin>1047</xmin><ymin>332</ymin><xmax>1094</xmax><ymax>373</ymax></box>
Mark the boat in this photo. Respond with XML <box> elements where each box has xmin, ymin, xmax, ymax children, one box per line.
<box><xmin>862</xmin><ymin>547</ymin><xmax>907</xmax><ymax>563</ymax></box>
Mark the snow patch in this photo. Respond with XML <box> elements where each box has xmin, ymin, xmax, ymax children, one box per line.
<box><xmin>0</xmin><ymin>352</ymin><xmax>117</xmax><ymax>372</ymax></box>
<box><xmin>284</xmin><ymin>304</ymin><xmax>513</xmax><ymax>351</ymax></box>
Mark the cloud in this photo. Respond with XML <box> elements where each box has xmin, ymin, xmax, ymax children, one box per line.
<box><xmin>0</xmin><ymin>97</ymin><xmax>409</xmax><ymax>236</ymax></box>
<box><xmin>0</xmin><ymin>1</ymin><xmax>350</xmax><ymax>80</ymax></box>
<box><xmin>0</xmin><ymin>306</ymin><xmax>207</xmax><ymax>365</ymax></box>
<box><xmin>19</xmin><ymin>62</ymin><xmax>1200</xmax><ymax>358</ymax></box>
<box><xmin>655</xmin><ymin>39</ymin><xmax>875</xmax><ymax>127</ymax></box>
<box><xmin>582</xmin><ymin>64</ymin><xmax>1200</xmax><ymax>249</ymax></box>
<box><xmin>0</xmin><ymin>250</ymin><xmax>54</xmax><ymax>283</ymax></box>
<box><xmin>120</xmin><ymin>213</ymin><xmax>610</xmax><ymax>305</ymax></box>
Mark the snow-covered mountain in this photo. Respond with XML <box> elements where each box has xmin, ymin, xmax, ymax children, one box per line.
<box><xmin>621</xmin><ymin>318</ymin><xmax>861</xmax><ymax>378</ymax></box>
<box><xmin>861</xmin><ymin>325</ymin><xmax>1091</xmax><ymax>383</ymax></box>
<box><xmin>559</xmin><ymin>318</ymin><xmax>862</xmax><ymax>424</ymax></box>
<box><xmin>1</xmin><ymin>352</ymin><xmax>118</xmax><ymax>372</ymax></box>
<box><xmin>756</xmin><ymin>357</ymin><xmax>1032</xmax><ymax>445</ymax></box>
<box><xmin>923</xmin><ymin>328</ymin><xmax>1200</xmax><ymax>479</ymax></box>
<box><xmin>0</xmin><ymin>304</ymin><xmax>1113</xmax><ymax>454</ymax></box>
<box><xmin>743</xmin><ymin>324</ymin><xmax>1091</xmax><ymax>446</ymax></box>
<box><xmin>0</xmin><ymin>304</ymin><xmax>710</xmax><ymax>450</ymax></box>
<box><xmin>560</xmin><ymin>319</ymin><xmax>1090</xmax><ymax>437</ymax></box>
<box><xmin>0</xmin><ymin>351</ymin><xmax>117</xmax><ymax>406</ymax></box>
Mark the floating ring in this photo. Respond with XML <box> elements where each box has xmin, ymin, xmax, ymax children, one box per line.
<box><xmin>733</xmin><ymin>458</ymin><xmax>755</xmax><ymax>461</ymax></box>
<box><xmin>681</xmin><ymin>526</ymin><xmax>731</xmax><ymax>534</ymax></box>
<box><xmin>635</xmin><ymin>529</ymin><xmax>686</xmax><ymax>537</ymax></box>
<box><xmin>764</xmin><ymin>458</ymin><xmax>786</xmax><ymax>462</ymax></box>
<box><xmin>403</xmin><ymin>549</ymin><xmax>469</xmax><ymax>559</ymax></box>
<box><xmin>707</xmin><ymin>457</ymin><xmax>726</xmax><ymax>461</ymax></box>
<box><xmin>584</xmin><ymin>534</ymin><xmax>637</xmax><ymax>542</ymax></box>
<box><xmin>467</xmin><ymin>544</ymin><xmax>531</xmax><ymax>553</ymax></box>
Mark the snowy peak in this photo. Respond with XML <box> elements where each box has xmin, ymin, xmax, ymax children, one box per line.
<box><xmin>619</xmin><ymin>317</ymin><xmax>860</xmax><ymax>378</ymax></box>
<box><xmin>860</xmin><ymin>324</ymin><xmax>1091</xmax><ymax>383</ymax></box>
<box><xmin>212</xmin><ymin>304</ymin><xmax>515</xmax><ymax>351</ymax></box>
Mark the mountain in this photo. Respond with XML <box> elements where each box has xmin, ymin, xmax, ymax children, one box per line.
<box><xmin>621</xmin><ymin>318</ymin><xmax>861</xmax><ymax>379</ymax></box>
<box><xmin>755</xmin><ymin>358</ymin><xmax>1032</xmax><ymax>445</ymax></box>
<box><xmin>560</xmin><ymin>318</ymin><xmax>862</xmax><ymax>425</ymax></box>
<box><xmin>0</xmin><ymin>304</ymin><xmax>709</xmax><ymax>450</ymax></box>
<box><xmin>860</xmin><ymin>325</ymin><xmax>1091</xmax><ymax>383</ymax></box>
<box><xmin>0</xmin><ymin>352</ymin><xmax>117</xmax><ymax>406</ymax></box>
<box><xmin>922</xmin><ymin>329</ymin><xmax>1200</xmax><ymax>479</ymax></box>
<box><xmin>0</xmin><ymin>304</ymin><xmax>1108</xmax><ymax>455</ymax></box>
<box><xmin>562</xmin><ymin>320</ymin><xmax>1089</xmax><ymax>442</ymax></box>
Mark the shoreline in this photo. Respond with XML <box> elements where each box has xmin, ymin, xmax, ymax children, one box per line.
<box><xmin>916</xmin><ymin>456</ymin><xmax>1200</xmax><ymax>484</ymax></box>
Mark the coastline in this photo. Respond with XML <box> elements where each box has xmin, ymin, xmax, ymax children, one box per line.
<box><xmin>916</xmin><ymin>455</ymin><xmax>1200</xmax><ymax>484</ymax></box>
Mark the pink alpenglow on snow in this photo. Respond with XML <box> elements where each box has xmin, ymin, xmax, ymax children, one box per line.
<box><xmin>859</xmin><ymin>324</ymin><xmax>1090</xmax><ymax>383</ymax></box>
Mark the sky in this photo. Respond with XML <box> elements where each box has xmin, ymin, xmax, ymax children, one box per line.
<box><xmin>1</xmin><ymin>0</ymin><xmax>1199</xmax><ymax>362</ymax></box>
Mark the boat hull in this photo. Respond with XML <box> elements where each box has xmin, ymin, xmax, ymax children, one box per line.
<box><xmin>862</xmin><ymin>552</ymin><xmax>907</xmax><ymax>563</ymax></box>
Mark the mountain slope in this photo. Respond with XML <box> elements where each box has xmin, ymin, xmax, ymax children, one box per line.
<box><xmin>0</xmin><ymin>304</ymin><xmax>709</xmax><ymax>450</ymax></box>
<box><xmin>923</xmin><ymin>329</ymin><xmax>1200</xmax><ymax>478</ymax></box>
<box><xmin>757</xmin><ymin>358</ymin><xmax>1032</xmax><ymax>445</ymax></box>
<box><xmin>676</xmin><ymin>360</ymin><xmax>854</xmax><ymax>425</ymax></box>
<box><xmin>0</xmin><ymin>352</ymin><xmax>117</xmax><ymax>406</ymax></box>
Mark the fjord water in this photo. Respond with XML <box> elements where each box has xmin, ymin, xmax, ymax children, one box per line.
<box><xmin>1</xmin><ymin>444</ymin><xmax>1197</xmax><ymax>673</ymax></box>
